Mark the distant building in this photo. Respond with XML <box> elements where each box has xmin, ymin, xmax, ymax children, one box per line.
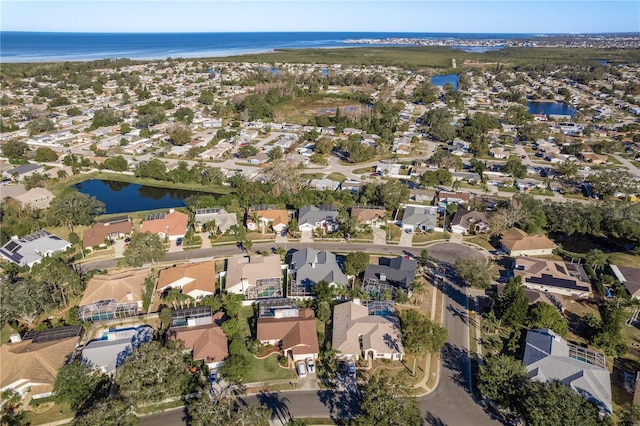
<box><xmin>450</xmin><ymin>208</ymin><xmax>490</xmax><ymax>235</ymax></box>
<box><xmin>351</xmin><ymin>206</ymin><xmax>387</xmax><ymax>228</ymax></box>
<box><xmin>288</xmin><ymin>248</ymin><xmax>348</xmax><ymax>297</ymax></box>
<box><xmin>224</xmin><ymin>255</ymin><xmax>283</xmax><ymax>300</ymax></box>
<box><xmin>610</xmin><ymin>265</ymin><xmax>640</xmax><ymax>299</ymax></box>
<box><xmin>194</xmin><ymin>208</ymin><xmax>237</xmax><ymax>234</ymax></box>
<box><xmin>363</xmin><ymin>256</ymin><xmax>418</xmax><ymax>296</ymax></box>
<box><xmin>78</xmin><ymin>269</ymin><xmax>148</xmax><ymax>322</ymax></box>
<box><xmin>156</xmin><ymin>261</ymin><xmax>215</xmax><ymax>300</ymax></box>
<box><xmin>167</xmin><ymin>312</ymin><xmax>228</xmax><ymax>369</ymax></box>
<box><xmin>82</xmin><ymin>216</ymin><xmax>133</xmax><ymax>249</ymax></box>
<box><xmin>400</xmin><ymin>205</ymin><xmax>438</xmax><ymax>232</ymax></box>
<box><xmin>2</xmin><ymin>163</ymin><xmax>42</xmax><ymax>180</ymax></box>
<box><xmin>298</xmin><ymin>205</ymin><xmax>339</xmax><ymax>233</ymax></box>
<box><xmin>140</xmin><ymin>209</ymin><xmax>188</xmax><ymax>240</ymax></box>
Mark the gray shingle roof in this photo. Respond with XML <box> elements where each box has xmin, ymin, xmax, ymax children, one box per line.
<box><xmin>81</xmin><ymin>325</ymin><xmax>153</xmax><ymax>374</ymax></box>
<box><xmin>289</xmin><ymin>248</ymin><xmax>348</xmax><ymax>288</ymax></box>
<box><xmin>401</xmin><ymin>205</ymin><xmax>437</xmax><ymax>229</ymax></box>
<box><xmin>523</xmin><ymin>329</ymin><xmax>612</xmax><ymax>415</ymax></box>
<box><xmin>363</xmin><ymin>256</ymin><xmax>418</xmax><ymax>289</ymax></box>
<box><xmin>298</xmin><ymin>205</ymin><xmax>338</xmax><ymax>226</ymax></box>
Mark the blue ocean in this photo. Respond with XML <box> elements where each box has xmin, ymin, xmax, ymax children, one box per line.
<box><xmin>0</xmin><ymin>32</ymin><xmax>532</xmax><ymax>63</ymax></box>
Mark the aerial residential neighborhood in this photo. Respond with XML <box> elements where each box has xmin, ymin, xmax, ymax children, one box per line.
<box><xmin>1</xmin><ymin>16</ymin><xmax>640</xmax><ymax>426</ymax></box>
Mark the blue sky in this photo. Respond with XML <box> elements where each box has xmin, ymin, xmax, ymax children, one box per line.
<box><xmin>2</xmin><ymin>1</ymin><xmax>639</xmax><ymax>34</ymax></box>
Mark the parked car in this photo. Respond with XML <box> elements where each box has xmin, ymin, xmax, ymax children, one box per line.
<box><xmin>347</xmin><ymin>361</ymin><xmax>356</xmax><ymax>378</ymax></box>
<box><xmin>176</xmin><ymin>237</ymin><xmax>183</xmax><ymax>246</ymax></box>
<box><xmin>209</xmin><ymin>371</ymin><xmax>217</xmax><ymax>383</ymax></box>
<box><xmin>306</xmin><ymin>358</ymin><xmax>315</xmax><ymax>374</ymax></box>
<box><xmin>296</xmin><ymin>361</ymin><xmax>307</xmax><ymax>378</ymax></box>
<box><xmin>337</xmin><ymin>360</ymin><xmax>347</xmax><ymax>376</ymax></box>
<box><xmin>124</xmin><ymin>237</ymin><xmax>131</xmax><ymax>243</ymax></box>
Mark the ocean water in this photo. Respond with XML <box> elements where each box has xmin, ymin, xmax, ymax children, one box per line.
<box><xmin>0</xmin><ymin>31</ymin><xmax>533</xmax><ymax>63</ymax></box>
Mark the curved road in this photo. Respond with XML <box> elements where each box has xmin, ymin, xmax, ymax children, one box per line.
<box><xmin>123</xmin><ymin>242</ymin><xmax>496</xmax><ymax>425</ymax></box>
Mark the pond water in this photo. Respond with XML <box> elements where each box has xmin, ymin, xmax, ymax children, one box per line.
<box><xmin>430</xmin><ymin>74</ymin><xmax>459</xmax><ymax>90</ymax></box>
<box><xmin>526</xmin><ymin>101</ymin><xmax>576</xmax><ymax>117</ymax></box>
<box><xmin>73</xmin><ymin>179</ymin><xmax>212</xmax><ymax>214</ymax></box>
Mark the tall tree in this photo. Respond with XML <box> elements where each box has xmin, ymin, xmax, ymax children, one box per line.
<box><xmin>123</xmin><ymin>232</ymin><xmax>166</xmax><ymax>267</ymax></box>
<box><xmin>454</xmin><ymin>258</ymin><xmax>493</xmax><ymax>289</ymax></box>
<box><xmin>117</xmin><ymin>341</ymin><xmax>197</xmax><ymax>404</ymax></box>
<box><xmin>72</xmin><ymin>397</ymin><xmax>138</xmax><ymax>426</ymax></box>
<box><xmin>478</xmin><ymin>355</ymin><xmax>527</xmax><ymax>410</ymax></box>
<box><xmin>49</xmin><ymin>191</ymin><xmax>105</xmax><ymax>233</ymax></box>
<box><xmin>498</xmin><ymin>277</ymin><xmax>529</xmax><ymax>328</ymax></box>
<box><xmin>399</xmin><ymin>309</ymin><xmax>447</xmax><ymax>375</ymax></box>
<box><xmin>516</xmin><ymin>380</ymin><xmax>601</xmax><ymax>426</ymax></box>
<box><xmin>54</xmin><ymin>360</ymin><xmax>108</xmax><ymax>411</ymax></box>
<box><xmin>527</xmin><ymin>303</ymin><xmax>568</xmax><ymax>337</ymax></box>
<box><xmin>354</xmin><ymin>372</ymin><xmax>421</xmax><ymax>426</ymax></box>
<box><xmin>344</xmin><ymin>252</ymin><xmax>370</xmax><ymax>276</ymax></box>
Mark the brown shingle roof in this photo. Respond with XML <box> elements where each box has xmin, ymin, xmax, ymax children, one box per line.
<box><xmin>167</xmin><ymin>322</ymin><xmax>228</xmax><ymax>364</ymax></box>
<box><xmin>257</xmin><ymin>308</ymin><xmax>319</xmax><ymax>356</ymax></box>
<box><xmin>254</xmin><ymin>210</ymin><xmax>289</xmax><ymax>227</ymax></box>
<box><xmin>80</xmin><ymin>269</ymin><xmax>147</xmax><ymax>306</ymax></box>
<box><xmin>501</xmin><ymin>228</ymin><xmax>556</xmax><ymax>253</ymax></box>
<box><xmin>83</xmin><ymin>220</ymin><xmax>133</xmax><ymax>248</ymax></box>
<box><xmin>157</xmin><ymin>261</ymin><xmax>215</xmax><ymax>297</ymax></box>
<box><xmin>1</xmin><ymin>337</ymin><xmax>79</xmax><ymax>394</ymax></box>
<box><xmin>351</xmin><ymin>207</ymin><xmax>387</xmax><ymax>225</ymax></box>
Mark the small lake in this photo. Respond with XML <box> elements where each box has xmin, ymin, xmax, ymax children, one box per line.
<box><xmin>73</xmin><ymin>179</ymin><xmax>211</xmax><ymax>214</ymax></box>
<box><xmin>430</xmin><ymin>74</ymin><xmax>459</xmax><ymax>90</ymax></box>
<box><xmin>527</xmin><ymin>101</ymin><xmax>576</xmax><ymax>117</ymax></box>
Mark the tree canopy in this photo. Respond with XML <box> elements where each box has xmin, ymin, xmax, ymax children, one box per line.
<box><xmin>123</xmin><ymin>232</ymin><xmax>166</xmax><ymax>267</ymax></box>
<box><xmin>354</xmin><ymin>372</ymin><xmax>421</xmax><ymax>426</ymax></box>
<box><xmin>54</xmin><ymin>360</ymin><xmax>109</xmax><ymax>411</ymax></box>
<box><xmin>478</xmin><ymin>354</ymin><xmax>527</xmax><ymax>411</ymax></box>
<box><xmin>454</xmin><ymin>258</ymin><xmax>493</xmax><ymax>289</ymax></box>
<box><xmin>49</xmin><ymin>191</ymin><xmax>105</xmax><ymax>231</ymax></box>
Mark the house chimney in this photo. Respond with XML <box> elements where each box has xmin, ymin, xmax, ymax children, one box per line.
<box><xmin>380</xmin><ymin>273</ymin><xmax>387</xmax><ymax>282</ymax></box>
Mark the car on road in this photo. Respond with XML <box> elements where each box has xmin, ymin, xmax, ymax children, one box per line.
<box><xmin>306</xmin><ymin>358</ymin><xmax>315</xmax><ymax>374</ymax></box>
<box><xmin>296</xmin><ymin>361</ymin><xmax>307</xmax><ymax>378</ymax></box>
<box><xmin>176</xmin><ymin>237</ymin><xmax>183</xmax><ymax>246</ymax></box>
<box><xmin>347</xmin><ymin>361</ymin><xmax>356</xmax><ymax>378</ymax></box>
<box><xmin>521</xmin><ymin>154</ymin><xmax>527</xmax><ymax>159</ymax></box>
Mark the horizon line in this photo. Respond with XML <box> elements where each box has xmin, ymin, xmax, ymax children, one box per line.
<box><xmin>3</xmin><ymin>30</ymin><xmax>639</xmax><ymax>35</ymax></box>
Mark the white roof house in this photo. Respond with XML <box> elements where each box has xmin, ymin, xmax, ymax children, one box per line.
<box><xmin>0</xmin><ymin>230</ymin><xmax>72</xmax><ymax>268</ymax></box>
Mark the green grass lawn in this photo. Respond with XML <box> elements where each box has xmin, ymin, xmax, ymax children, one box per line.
<box><xmin>24</xmin><ymin>401</ymin><xmax>74</xmax><ymax>425</ymax></box>
<box><xmin>326</xmin><ymin>172</ymin><xmax>347</xmax><ymax>182</ymax></box>
<box><xmin>463</xmin><ymin>236</ymin><xmax>496</xmax><ymax>251</ymax></box>
<box><xmin>607</xmin><ymin>252</ymin><xmax>640</xmax><ymax>268</ymax></box>
<box><xmin>412</xmin><ymin>232</ymin><xmax>447</xmax><ymax>244</ymax></box>
<box><xmin>352</xmin><ymin>166</ymin><xmax>374</xmax><ymax>175</ymax></box>
<box><xmin>385</xmin><ymin>224</ymin><xmax>403</xmax><ymax>243</ymax></box>
<box><xmin>300</xmin><ymin>172</ymin><xmax>325</xmax><ymax>180</ymax></box>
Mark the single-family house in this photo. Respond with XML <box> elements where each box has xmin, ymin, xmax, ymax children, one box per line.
<box><xmin>450</xmin><ymin>208</ymin><xmax>490</xmax><ymax>235</ymax></box>
<box><xmin>140</xmin><ymin>209</ymin><xmax>188</xmax><ymax>241</ymax></box>
<box><xmin>0</xmin><ymin>230</ymin><xmax>72</xmax><ymax>268</ymax></box>
<box><xmin>3</xmin><ymin>163</ymin><xmax>43</xmax><ymax>181</ymax></box>
<box><xmin>288</xmin><ymin>248</ymin><xmax>348</xmax><ymax>297</ymax></box>
<box><xmin>341</xmin><ymin>180</ymin><xmax>361</xmax><ymax>193</ymax></box>
<box><xmin>332</xmin><ymin>300</ymin><xmax>404</xmax><ymax>361</ymax></box>
<box><xmin>309</xmin><ymin>178</ymin><xmax>341</xmax><ymax>191</ymax></box>
<box><xmin>247</xmin><ymin>206</ymin><xmax>289</xmax><ymax>235</ymax></box>
<box><xmin>1</xmin><ymin>326</ymin><xmax>83</xmax><ymax>398</ymax></box>
<box><xmin>298</xmin><ymin>205</ymin><xmax>339</xmax><ymax>233</ymax></box>
<box><xmin>409</xmin><ymin>188</ymin><xmax>436</xmax><ymax>203</ymax></box>
<box><xmin>400</xmin><ymin>205</ymin><xmax>438</xmax><ymax>232</ymax></box>
<box><xmin>167</xmin><ymin>312</ymin><xmax>228</xmax><ymax>369</ymax></box>
<box><xmin>363</xmin><ymin>256</ymin><xmax>418</xmax><ymax>292</ymax></box>
<box><xmin>610</xmin><ymin>265</ymin><xmax>640</xmax><ymax>299</ymax></box>
<box><xmin>78</xmin><ymin>269</ymin><xmax>148</xmax><ymax>322</ymax></box>
<box><xmin>157</xmin><ymin>261</ymin><xmax>215</xmax><ymax>300</ymax></box>
<box><xmin>81</xmin><ymin>325</ymin><xmax>154</xmax><ymax>374</ymax></box>
<box><xmin>257</xmin><ymin>308</ymin><xmax>319</xmax><ymax>361</ymax></box>
<box><xmin>523</xmin><ymin>328</ymin><xmax>612</xmax><ymax>415</ymax></box>
<box><xmin>82</xmin><ymin>216</ymin><xmax>133</xmax><ymax>250</ymax></box>
<box><xmin>580</xmin><ymin>152</ymin><xmax>608</xmax><ymax>164</ymax></box>
<box><xmin>512</xmin><ymin>257</ymin><xmax>592</xmax><ymax>298</ymax></box>
<box><xmin>12</xmin><ymin>187</ymin><xmax>55</xmax><ymax>209</ymax></box>
<box><xmin>224</xmin><ymin>254</ymin><xmax>283</xmax><ymax>299</ymax></box>
<box><xmin>500</xmin><ymin>228</ymin><xmax>556</xmax><ymax>257</ymax></box>
<box><xmin>437</xmin><ymin>191</ymin><xmax>470</xmax><ymax>205</ymax></box>
<box><xmin>194</xmin><ymin>208</ymin><xmax>238</xmax><ymax>233</ymax></box>
<box><xmin>351</xmin><ymin>206</ymin><xmax>387</xmax><ymax>228</ymax></box>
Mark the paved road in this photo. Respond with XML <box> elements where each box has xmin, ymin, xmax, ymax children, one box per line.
<box><xmin>78</xmin><ymin>241</ymin><xmax>487</xmax><ymax>273</ymax></box>
<box><xmin>420</xmin><ymin>269</ymin><xmax>501</xmax><ymax>426</ymax></box>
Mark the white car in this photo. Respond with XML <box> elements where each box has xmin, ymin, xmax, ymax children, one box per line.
<box><xmin>306</xmin><ymin>358</ymin><xmax>315</xmax><ymax>374</ymax></box>
<box><xmin>296</xmin><ymin>362</ymin><xmax>307</xmax><ymax>378</ymax></box>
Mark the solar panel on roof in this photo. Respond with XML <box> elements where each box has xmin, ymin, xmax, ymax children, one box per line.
<box><xmin>0</xmin><ymin>248</ymin><xmax>23</xmax><ymax>264</ymax></box>
<box><xmin>195</xmin><ymin>208</ymin><xmax>222</xmax><ymax>215</ymax></box>
<box><xmin>32</xmin><ymin>325</ymin><xmax>82</xmax><ymax>343</ymax></box>
<box><xmin>146</xmin><ymin>213</ymin><xmax>166</xmax><ymax>221</ymax></box>
<box><xmin>5</xmin><ymin>241</ymin><xmax>19</xmax><ymax>252</ymax></box>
